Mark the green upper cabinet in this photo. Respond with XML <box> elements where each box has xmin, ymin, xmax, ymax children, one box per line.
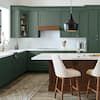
<box><xmin>98</xmin><ymin>11</ymin><xmax>100</xmax><ymax>51</ymax></box>
<box><xmin>11</xmin><ymin>7</ymin><xmax>20</xmax><ymax>37</ymax></box>
<box><xmin>11</xmin><ymin>6</ymin><xmax>39</xmax><ymax>38</ymax></box>
<box><xmin>28</xmin><ymin>11</ymin><xmax>39</xmax><ymax>37</ymax></box>
<box><xmin>38</xmin><ymin>10</ymin><xmax>61</xmax><ymax>26</ymax></box>
<box><xmin>60</xmin><ymin>8</ymin><xmax>80</xmax><ymax>37</ymax></box>
<box><xmin>20</xmin><ymin>10</ymin><xmax>29</xmax><ymax>37</ymax></box>
<box><xmin>88</xmin><ymin>9</ymin><xmax>99</xmax><ymax>52</ymax></box>
<box><xmin>79</xmin><ymin>8</ymin><xmax>88</xmax><ymax>37</ymax></box>
<box><xmin>79</xmin><ymin>8</ymin><xmax>89</xmax><ymax>52</ymax></box>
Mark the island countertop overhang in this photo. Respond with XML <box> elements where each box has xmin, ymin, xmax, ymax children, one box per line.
<box><xmin>31</xmin><ymin>53</ymin><xmax>100</xmax><ymax>60</ymax></box>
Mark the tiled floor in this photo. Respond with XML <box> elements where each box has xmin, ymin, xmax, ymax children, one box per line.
<box><xmin>0</xmin><ymin>73</ymin><xmax>95</xmax><ymax>100</ymax></box>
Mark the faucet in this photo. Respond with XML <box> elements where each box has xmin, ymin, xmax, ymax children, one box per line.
<box><xmin>62</xmin><ymin>40</ymin><xmax>67</xmax><ymax>48</ymax></box>
<box><xmin>14</xmin><ymin>39</ymin><xmax>19</xmax><ymax>50</ymax></box>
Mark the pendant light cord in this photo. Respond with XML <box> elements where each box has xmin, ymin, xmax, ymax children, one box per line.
<box><xmin>70</xmin><ymin>0</ymin><xmax>72</xmax><ymax>14</ymax></box>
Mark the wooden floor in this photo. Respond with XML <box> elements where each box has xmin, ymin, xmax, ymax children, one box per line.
<box><xmin>0</xmin><ymin>73</ymin><xmax>95</xmax><ymax>100</ymax></box>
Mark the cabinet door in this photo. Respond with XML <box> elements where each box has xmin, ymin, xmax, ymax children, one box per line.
<box><xmin>13</xmin><ymin>52</ymin><xmax>27</xmax><ymax>77</ymax></box>
<box><xmin>60</xmin><ymin>8</ymin><xmax>80</xmax><ymax>37</ymax></box>
<box><xmin>38</xmin><ymin>11</ymin><xmax>61</xmax><ymax>26</ymax></box>
<box><xmin>11</xmin><ymin>7</ymin><xmax>20</xmax><ymax>37</ymax></box>
<box><xmin>0</xmin><ymin>56</ymin><xmax>14</xmax><ymax>87</ymax></box>
<box><xmin>79</xmin><ymin>9</ymin><xmax>88</xmax><ymax>37</ymax></box>
<box><xmin>60</xmin><ymin>10</ymin><xmax>69</xmax><ymax>37</ymax></box>
<box><xmin>79</xmin><ymin>9</ymin><xmax>88</xmax><ymax>52</ymax></box>
<box><xmin>28</xmin><ymin>52</ymin><xmax>48</xmax><ymax>72</ymax></box>
<box><xmin>28</xmin><ymin>11</ymin><xmax>39</xmax><ymax>37</ymax></box>
<box><xmin>88</xmin><ymin>10</ymin><xmax>99</xmax><ymax>52</ymax></box>
<box><xmin>98</xmin><ymin>11</ymin><xmax>100</xmax><ymax>52</ymax></box>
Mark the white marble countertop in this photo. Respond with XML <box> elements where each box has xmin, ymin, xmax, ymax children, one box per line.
<box><xmin>31</xmin><ymin>53</ymin><xmax>100</xmax><ymax>60</ymax></box>
<box><xmin>0</xmin><ymin>48</ymin><xmax>98</xmax><ymax>59</ymax></box>
<box><xmin>27</xmin><ymin>48</ymin><xmax>86</xmax><ymax>52</ymax></box>
<box><xmin>0</xmin><ymin>49</ymin><xmax>26</xmax><ymax>59</ymax></box>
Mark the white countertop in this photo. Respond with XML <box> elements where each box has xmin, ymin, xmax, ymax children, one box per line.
<box><xmin>0</xmin><ymin>48</ymin><xmax>99</xmax><ymax>59</ymax></box>
<box><xmin>31</xmin><ymin>53</ymin><xmax>100</xmax><ymax>60</ymax></box>
<box><xmin>27</xmin><ymin>48</ymin><xmax>86</xmax><ymax>52</ymax></box>
<box><xmin>0</xmin><ymin>49</ymin><xmax>26</xmax><ymax>59</ymax></box>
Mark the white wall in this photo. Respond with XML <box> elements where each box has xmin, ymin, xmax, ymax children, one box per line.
<box><xmin>0</xmin><ymin>0</ymin><xmax>16</xmax><ymax>8</ymax></box>
<box><xmin>0</xmin><ymin>0</ymin><xmax>16</xmax><ymax>51</ymax></box>
<box><xmin>15</xmin><ymin>0</ymin><xmax>100</xmax><ymax>6</ymax></box>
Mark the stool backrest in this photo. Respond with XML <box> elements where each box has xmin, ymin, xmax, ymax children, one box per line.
<box><xmin>92</xmin><ymin>58</ymin><xmax>100</xmax><ymax>76</ymax></box>
<box><xmin>52</xmin><ymin>55</ymin><xmax>67</xmax><ymax>77</ymax></box>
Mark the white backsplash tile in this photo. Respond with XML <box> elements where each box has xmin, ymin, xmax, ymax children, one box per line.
<box><xmin>7</xmin><ymin>30</ymin><xmax>87</xmax><ymax>51</ymax></box>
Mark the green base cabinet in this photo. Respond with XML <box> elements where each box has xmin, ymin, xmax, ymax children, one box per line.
<box><xmin>27</xmin><ymin>51</ymin><xmax>48</xmax><ymax>72</ymax></box>
<box><xmin>13</xmin><ymin>52</ymin><xmax>27</xmax><ymax>78</ymax></box>
<box><xmin>0</xmin><ymin>56</ymin><xmax>15</xmax><ymax>87</ymax></box>
<box><xmin>28</xmin><ymin>60</ymin><xmax>48</xmax><ymax>72</ymax></box>
<box><xmin>0</xmin><ymin>52</ymin><xmax>27</xmax><ymax>88</ymax></box>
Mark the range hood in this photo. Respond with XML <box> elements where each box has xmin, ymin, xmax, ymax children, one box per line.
<box><xmin>38</xmin><ymin>25</ymin><xmax>60</xmax><ymax>31</ymax></box>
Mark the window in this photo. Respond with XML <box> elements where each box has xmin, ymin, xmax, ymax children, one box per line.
<box><xmin>0</xmin><ymin>7</ymin><xmax>10</xmax><ymax>45</ymax></box>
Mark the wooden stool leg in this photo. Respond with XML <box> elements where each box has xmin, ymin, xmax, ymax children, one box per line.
<box><xmin>96</xmin><ymin>77</ymin><xmax>99</xmax><ymax>100</ymax></box>
<box><xmin>86</xmin><ymin>79</ymin><xmax>90</xmax><ymax>98</ymax></box>
<box><xmin>70</xmin><ymin>79</ymin><xmax>73</xmax><ymax>95</ymax></box>
<box><xmin>54</xmin><ymin>77</ymin><xmax>58</xmax><ymax>98</ymax></box>
<box><xmin>61</xmin><ymin>78</ymin><xmax>64</xmax><ymax>100</ymax></box>
<box><xmin>76</xmin><ymin>78</ymin><xmax>81</xmax><ymax>100</ymax></box>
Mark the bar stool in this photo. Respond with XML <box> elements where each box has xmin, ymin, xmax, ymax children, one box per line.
<box><xmin>52</xmin><ymin>55</ymin><xmax>81</xmax><ymax>100</ymax></box>
<box><xmin>86</xmin><ymin>58</ymin><xmax>100</xmax><ymax>100</ymax></box>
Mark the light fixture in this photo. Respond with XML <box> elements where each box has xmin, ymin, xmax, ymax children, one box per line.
<box><xmin>64</xmin><ymin>0</ymin><xmax>78</xmax><ymax>32</ymax></box>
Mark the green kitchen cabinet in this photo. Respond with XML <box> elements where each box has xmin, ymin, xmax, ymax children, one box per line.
<box><xmin>60</xmin><ymin>8</ymin><xmax>80</xmax><ymax>37</ymax></box>
<box><xmin>0</xmin><ymin>52</ymin><xmax>28</xmax><ymax>88</ymax></box>
<box><xmin>20</xmin><ymin>10</ymin><xmax>29</xmax><ymax>37</ymax></box>
<box><xmin>88</xmin><ymin>9</ymin><xmax>99</xmax><ymax>52</ymax></box>
<box><xmin>11</xmin><ymin>6</ymin><xmax>29</xmax><ymax>37</ymax></box>
<box><xmin>28</xmin><ymin>11</ymin><xmax>39</xmax><ymax>37</ymax></box>
<box><xmin>98</xmin><ymin>11</ymin><xmax>100</xmax><ymax>52</ymax></box>
<box><xmin>11</xmin><ymin>7</ymin><xmax>20</xmax><ymax>37</ymax></box>
<box><xmin>11</xmin><ymin>6</ymin><xmax>39</xmax><ymax>38</ymax></box>
<box><xmin>28</xmin><ymin>60</ymin><xmax>48</xmax><ymax>72</ymax></box>
<box><xmin>13</xmin><ymin>52</ymin><xmax>27</xmax><ymax>78</ymax></box>
<box><xmin>79</xmin><ymin>8</ymin><xmax>88</xmax><ymax>37</ymax></box>
<box><xmin>79</xmin><ymin>8</ymin><xmax>89</xmax><ymax>52</ymax></box>
<box><xmin>27</xmin><ymin>51</ymin><xmax>48</xmax><ymax>72</ymax></box>
<box><xmin>0</xmin><ymin>56</ymin><xmax>14</xmax><ymax>87</ymax></box>
<box><xmin>38</xmin><ymin>10</ymin><xmax>61</xmax><ymax>26</ymax></box>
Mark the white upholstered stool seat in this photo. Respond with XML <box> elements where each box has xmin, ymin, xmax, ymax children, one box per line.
<box><xmin>58</xmin><ymin>68</ymin><xmax>81</xmax><ymax>78</ymax></box>
<box><xmin>52</xmin><ymin>55</ymin><xmax>81</xmax><ymax>100</ymax></box>
<box><xmin>86</xmin><ymin>58</ymin><xmax>100</xmax><ymax>100</ymax></box>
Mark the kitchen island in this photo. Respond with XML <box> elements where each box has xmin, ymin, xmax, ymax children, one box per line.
<box><xmin>31</xmin><ymin>53</ymin><xmax>100</xmax><ymax>92</ymax></box>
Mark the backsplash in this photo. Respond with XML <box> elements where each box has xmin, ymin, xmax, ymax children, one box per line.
<box><xmin>6</xmin><ymin>30</ymin><xmax>87</xmax><ymax>51</ymax></box>
<box><xmin>60</xmin><ymin>38</ymin><xmax>86</xmax><ymax>51</ymax></box>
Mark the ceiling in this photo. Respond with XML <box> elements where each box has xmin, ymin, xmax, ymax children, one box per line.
<box><xmin>15</xmin><ymin>0</ymin><xmax>100</xmax><ymax>6</ymax></box>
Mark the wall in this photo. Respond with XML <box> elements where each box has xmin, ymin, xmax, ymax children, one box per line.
<box><xmin>0</xmin><ymin>0</ymin><xmax>16</xmax><ymax>8</ymax></box>
<box><xmin>7</xmin><ymin>31</ymin><xmax>87</xmax><ymax>52</ymax></box>
<box><xmin>15</xmin><ymin>0</ymin><xmax>100</xmax><ymax>6</ymax></box>
<box><xmin>0</xmin><ymin>0</ymin><xmax>16</xmax><ymax>50</ymax></box>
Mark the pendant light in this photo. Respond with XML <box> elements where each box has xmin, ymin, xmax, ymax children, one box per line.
<box><xmin>64</xmin><ymin>0</ymin><xmax>78</xmax><ymax>32</ymax></box>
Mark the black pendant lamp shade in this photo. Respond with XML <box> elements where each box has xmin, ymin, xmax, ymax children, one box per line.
<box><xmin>64</xmin><ymin>14</ymin><xmax>78</xmax><ymax>32</ymax></box>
